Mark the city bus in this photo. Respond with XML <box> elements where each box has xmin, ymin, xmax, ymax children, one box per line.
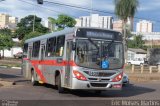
<box><xmin>22</xmin><ymin>27</ymin><xmax>124</xmax><ymax>93</ymax></box>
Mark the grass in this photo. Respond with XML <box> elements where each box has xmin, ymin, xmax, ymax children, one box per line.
<box><xmin>0</xmin><ymin>58</ymin><xmax>21</xmax><ymax>68</ymax></box>
<box><xmin>0</xmin><ymin>64</ymin><xmax>21</xmax><ymax>68</ymax></box>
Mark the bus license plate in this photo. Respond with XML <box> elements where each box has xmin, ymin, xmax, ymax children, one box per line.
<box><xmin>89</xmin><ymin>71</ymin><xmax>99</xmax><ymax>76</ymax></box>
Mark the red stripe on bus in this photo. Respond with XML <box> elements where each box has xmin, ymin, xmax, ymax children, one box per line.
<box><xmin>23</xmin><ymin>58</ymin><xmax>29</xmax><ymax>60</ymax></box>
<box><xmin>24</xmin><ymin>59</ymin><xmax>77</xmax><ymax>83</ymax></box>
<box><xmin>30</xmin><ymin>60</ymin><xmax>77</xmax><ymax>66</ymax></box>
<box><xmin>31</xmin><ymin>63</ymin><xmax>46</xmax><ymax>83</ymax></box>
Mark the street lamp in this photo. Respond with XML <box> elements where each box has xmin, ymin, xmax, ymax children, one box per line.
<box><xmin>35</xmin><ymin>0</ymin><xmax>43</xmax><ymax>32</ymax></box>
<box><xmin>0</xmin><ymin>0</ymin><xmax>5</xmax><ymax>2</ymax></box>
<box><xmin>37</xmin><ymin>0</ymin><xmax>43</xmax><ymax>4</ymax></box>
<box><xmin>33</xmin><ymin>15</ymin><xmax>35</xmax><ymax>32</ymax></box>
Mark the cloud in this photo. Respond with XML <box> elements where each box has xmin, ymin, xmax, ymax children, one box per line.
<box><xmin>0</xmin><ymin>0</ymin><xmax>115</xmax><ymax>19</ymax></box>
<box><xmin>0</xmin><ymin>0</ymin><xmax>160</xmax><ymax>23</ymax></box>
<box><xmin>138</xmin><ymin>0</ymin><xmax>160</xmax><ymax>11</ymax></box>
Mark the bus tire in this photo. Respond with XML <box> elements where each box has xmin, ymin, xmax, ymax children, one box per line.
<box><xmin>57</xmin><ymin>74</ymin><xmax>64</xmax><ymax>93</ymax></box>
<box><xmin>31</xmin><ymin>71</ymin><xmax>38</xmax><ymax>86</ymax></box>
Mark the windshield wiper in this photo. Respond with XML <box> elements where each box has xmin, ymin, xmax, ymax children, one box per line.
<box><xmin>88</xmin><ymin>38</ymin><xmax>99</xmax><ymax>50</ymax></box>
<box><xmin>106</xmin><ymin>40</ymin><xmax>114</xmax><ymax>50</ymax></box>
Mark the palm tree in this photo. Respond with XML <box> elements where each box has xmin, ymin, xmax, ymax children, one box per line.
<box><xmin>114</xmin><ymin>0</ymin><xmax>139</xmax><ymax>59</ymax></box>
<box><xmin>48</xmin><ymin>17</ymin><xmax>56</xmax><ymax>32</ymax></box>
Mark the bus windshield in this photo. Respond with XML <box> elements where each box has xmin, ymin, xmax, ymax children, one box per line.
<box><xmin>75</xmin><ymin>39</ymin><xmax>123</xmax><ymax>70</ymax></box>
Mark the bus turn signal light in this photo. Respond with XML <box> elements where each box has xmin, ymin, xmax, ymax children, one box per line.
<box><xmin>73</xmin><ymin>70</ymin><xmax>87</xmax><ymax>81</ymax></box>
<box><xmin>112</xmin><ymin>72</ymin><xmax>123</xmax><ymax>82</ymax></box>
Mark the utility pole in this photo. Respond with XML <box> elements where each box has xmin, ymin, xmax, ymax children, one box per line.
<box><xmin>33</xmin><ymin>15</ymin><xmax>35</xmax><ymax>32</ymax></box>
<box><xmin>90</xmin><ymin>0</ymin><xmax>93</xmax><ymax>27</ymax></box>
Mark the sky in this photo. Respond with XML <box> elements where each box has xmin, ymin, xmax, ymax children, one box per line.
<box><xmin>0</xmin><ymin>0</ymin><xmax>160</xmax><ymax>31</ymax></box>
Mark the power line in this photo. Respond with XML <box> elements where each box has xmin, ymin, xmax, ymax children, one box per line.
<box><xmin>17</xmin><ymin>0</ymin><xmax>160</xmax><ymax>26</ymax></box>
<box><xmin>17</xmin><ymin>0</ymin><xmax>77</xmax><ymax>18</ymax></box>
<box><xmin>1</xmin><ymin>0</ymin><xmax>160</xmax><ymax>24</ymax></box>
<box><xmin>44</xmin><ymin>0</ymin><xmax>115</xmax><ymax>15</ymax></box>
<box><xmin>17</xmin><ymin>0</ymin><xmax>106</xmax><ymax>26</ymax></box>
<box><xmin>43</xmin><ymin>0</ymin><xmax>160</xmax><ymax>23</ymax></box>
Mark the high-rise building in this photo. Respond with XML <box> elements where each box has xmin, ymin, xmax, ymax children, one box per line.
<box><xmin>113</xmin><ymin>20</ymin><xmax>123</xmax><ymax>32</ymax></box>
<box><xmin>9</xmin><ymin>16</ymin><xmax>18</xmax><ymax>24</ymax></box>
<box><xmin>136</xmin><ymin>20</ymin><xmax>153</xmax><ymax>33</ymax></box>
<box><xmin>8</xmin><ymin>16</ymin><xmax>18</xmax><ymax>31</ymax></box>
<box><xmin>0</xmin><ymin>13</ymin><xmax>18</xmax><ymax>31</ymax></box>
<box><xmin>0</xmin><ymin>13</ymin><xmax>9</xmax><ymax>28</ymax></box>
<box><xmin>113</xmin><ymin>18</ymin><xmax>134</xmax><ymax>33</ymax></box>
<box><xmin>75</xmin><ymin>14</ymin><xmax>113</xmax><ymax>29</ymax></box>
<box><xmin>43</xmin><ymin>20</ymin><xmax>55</xmax><ymax>32</ymax></box>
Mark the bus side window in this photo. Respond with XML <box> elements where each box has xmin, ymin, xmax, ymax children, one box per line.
<box><xmin>32</xmin><ymin>41</ymin><xmax>40</xmax><ymax>58</ymax></box>
<box><xmin>56</xmin><ymin>36</ymin><xmax>65</xmax><ymax>56</ymax></box>
<box><xmin>23</xmin><ymin>43</ymin><xmax>28</xmax><ymax>58</ymax></box>
<box><xmin>46</xmin><ymin>37</ymin><xmax>56</xmax><ymax>57</ymax></box>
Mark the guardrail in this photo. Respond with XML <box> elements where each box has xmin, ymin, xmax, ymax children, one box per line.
<box><xmin>131</xmin><ymin>64</ymin><xmax>160</xmax><ymax>73</ymax></box>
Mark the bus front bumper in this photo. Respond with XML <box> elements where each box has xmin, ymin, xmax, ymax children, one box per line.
<box><xmin>71</xmin><ymin>78</ymin><xmax>122</xmax><ymax>90</ymax></box>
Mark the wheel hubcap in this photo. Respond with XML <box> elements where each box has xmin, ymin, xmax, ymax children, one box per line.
<box><xmin>31</xmin><ymin>75</ymin><xmax>34</xmax><ymax>83</ymax></box>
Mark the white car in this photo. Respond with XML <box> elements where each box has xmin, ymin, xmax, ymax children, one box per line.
<box><xmin>127</xmin><ymin>58</ymin><xmax>145</xmax><ymax>66</ymax></box>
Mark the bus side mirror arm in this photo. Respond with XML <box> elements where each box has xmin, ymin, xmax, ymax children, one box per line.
<box><xmin>72</xmin><ymin>42</ymin><xmax>76</xmax><ymax>50</ymax></box>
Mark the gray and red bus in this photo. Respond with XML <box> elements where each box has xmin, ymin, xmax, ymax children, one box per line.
<box><xmin>22</xmin><ymin>27</ymin><xmax>124</xmax><ymax>93</ymax></box>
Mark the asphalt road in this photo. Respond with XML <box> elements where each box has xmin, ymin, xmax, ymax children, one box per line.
<box><xmin>0</xmin><ymin>67</ymin><xmax>160</xmax><ymax>106</ymax></box>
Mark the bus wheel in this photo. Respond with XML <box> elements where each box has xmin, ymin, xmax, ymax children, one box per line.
<box><xmin>31</xmin><ymin>71</ymin><xmax>38</xmax><ymax>86</ymax></box>
<box><xmin>57</xmin><ymin>74</ymin><xmax>64</xmax><ymax>93</ymax></box>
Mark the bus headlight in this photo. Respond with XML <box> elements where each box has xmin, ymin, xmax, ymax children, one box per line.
<box><xmin>112</xmin><ymin>72</ymin><xmax>123</xmax><ymax>82</ymax></box>
<box><xmin>73</xmin><ymin>70</ymin><xmax>87</xmax><ymax>81</ymax></box>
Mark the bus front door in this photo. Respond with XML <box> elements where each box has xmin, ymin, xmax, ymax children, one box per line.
<box><xmin>65</xmin><ymin>41</ymin><xmax>72</xmax><ymax>87</ymax></box>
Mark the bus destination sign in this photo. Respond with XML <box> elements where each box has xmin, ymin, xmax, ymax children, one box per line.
<box><xmin>86</xmin><ymin>31</ymin><xmax>114</xmax><ymax>39</ymax></box>
<box><xmin>76</xmin><ymin>28</ymin><xmax>122</xmax><ymax>41</ymax></box>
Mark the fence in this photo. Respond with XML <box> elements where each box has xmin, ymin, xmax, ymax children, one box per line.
<box><xmin>131</xmin><ymin>65</ymin><xmax>160</xmax><ymax>73</ymax></box>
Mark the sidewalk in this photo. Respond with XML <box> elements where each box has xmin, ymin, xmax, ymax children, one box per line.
<box><xmin>0</xmin><ymin>78</ymin><xmax>14</xmax><ymax>87</ymax></box>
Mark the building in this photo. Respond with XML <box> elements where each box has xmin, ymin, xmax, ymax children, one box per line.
<box><xmin>113</xmin><ymin>18</ymin><xmax>134</xmax><ymax>33</ymax></box>
<box><xmin>113</xmin><ymin>20</ymin><xmax>123</xmax><ymax>32</ymax></box>
<box><xmin>0</xmin><ymin>13</ymin><xmax>18</xmax><ymax>31</ymax></box>
<box><xmin>131</xmin><ymin>32</ymin><xmax>160</xmax><ymax>46</ymax></box>
<box><xmin>0</xmin><ymin>13</ymin><xmax>9</xmax><ymax>28</ymax></box>
<box><xmin>0</xmin><ymin>46</ymin><xmax>22</xmax><ymax>57</ymax></box>
<box><xmin>43</xmin><ymin>20</ymin><xmax>55</xmax><ymax>32</ymax></box>
<box><xmin>0</xmin><ymin>38</ymin><xmax>22</xmax><ymax>57</ymax></box>
<box><xmin>127</xmin><ymin>48</ymin><xmax>147</xmax><ymax>61</ymax></box>
<box><xmin>75</xmin><ymin>14</ymin><xmax>113</xmax><ymax>29</ymax></box>
<box><xmin>8</xmin><ymin>16</ymin><xmax>18</xmax><ymax>31</ymax></box>
<box><xmin>9</xmin><ymin>16</ymin><xmax>18</xmax><ymax>24</ymax></box>
<box><xmin>136</xmin><ymin>20</ymin><xmax>153</xmax><ymax>33</ymax></box>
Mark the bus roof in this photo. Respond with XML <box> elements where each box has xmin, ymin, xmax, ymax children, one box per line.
<box><xmin>25</xmin><ymin>27</ymin><xmax>121</xmax><ymax>43</ymax></box>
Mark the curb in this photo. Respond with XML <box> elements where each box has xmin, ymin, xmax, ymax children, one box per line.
<box><xmin>11</xmin><ymin>67</ymin><xmax>21</xmax><ymax>69</ymax></box>
<box><xmin>0</xmin><ymin>66</ymin><xmax>7</xmax><ymax>68</ymax></box>
<box><xmin>0</xmin><ymin>65</ymin><xmax>21</xmax><ymax>69</ymax></box>
<box><xmin>0</xmin><ymin>80</ymin><xmax>14</xmax><ymax>87</ymax></box>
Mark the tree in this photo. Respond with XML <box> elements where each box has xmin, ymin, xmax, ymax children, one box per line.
<box><xmin>0</xmin><ymin>34</ymin><xmax>13</xmax><ymax>58</ymax></box>
<box><xmin>21</xmin><ymin>31</ymin><xmax>42</xmax><ymax>46</ymax></box>
<box><xmin>0</xmin><ymin>28</ymin><xmax>12</xmax><ymax>36</ymax></box>
<box><xmin>56</xmin><ymin>14</ymin><xmax>76</xmax><ymax>30</ymax></box>
<box><xmin>128</xmin><ymin>35</ymin><xmax>145</xmax><ymax>49</ymax></box>
<box><xmin>114</xmin><ymin>0</ymin><xmax>139</xmax><ymax>59</ymax></box>
<box><xmin>48</xmin><ymin>17</ymin><xmax>56</xmax><ymax>32</ymax></box>
<box><xmin>15</xmin><ymin>15</ymin><xmax>49</xmax><ymax>40</ymax></box>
